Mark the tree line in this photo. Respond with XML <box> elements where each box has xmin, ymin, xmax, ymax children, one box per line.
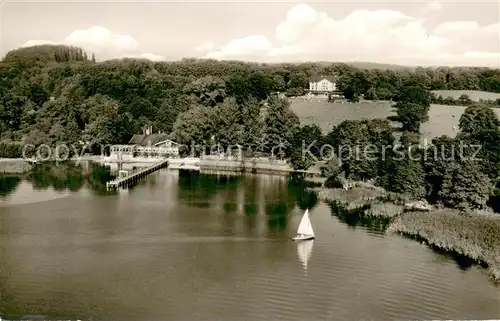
<box><xmin>431</xmin><ymin>93</ymin><xmax>500</xmax><ymax>108</ymax></box>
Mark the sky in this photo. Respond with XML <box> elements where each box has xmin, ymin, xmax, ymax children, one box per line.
<box><xmin>1</xmin><ymin>0</ymin><xmax>499</xmax><ymax>67</ymax></box>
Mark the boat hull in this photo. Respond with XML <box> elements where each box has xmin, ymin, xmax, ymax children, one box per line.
<box><xmin>292</xmin><ymin>235</ymin><xmax>315</xmax><ymax>241</ymax></box>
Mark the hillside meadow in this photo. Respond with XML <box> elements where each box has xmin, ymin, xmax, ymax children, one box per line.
<box><xmin>290</xmin><ymin>99</ymin><xmax>500</xmax><ymax>140</ymax></box>
<box><xmin>431</xmin><ymin>90</ymin><xmax>500</xmax><ymax>102</ymax></box>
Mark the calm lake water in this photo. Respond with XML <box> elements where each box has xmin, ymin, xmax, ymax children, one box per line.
<box><xmin>1</xmin><ymin>164</ymin><xmax>499</xmax><ymax>320</ymax></box>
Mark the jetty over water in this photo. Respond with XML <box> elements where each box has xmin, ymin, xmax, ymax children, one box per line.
<box><xmin>104</xmin><ymin>156</ymin><xmax>322</xmax><ymax>191</ymax></box>
<box><xmin>106</xmin><ymin>159</ymin><xmax>169</xmax><ymax>191</ymax></box>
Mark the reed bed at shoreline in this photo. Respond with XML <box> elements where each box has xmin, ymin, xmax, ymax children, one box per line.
<box><xmin>303</xmin><ymin>176</ymin><xmax>327</xmax><ymax>185</ymax></box>
<box><xmin>312</xmin><ymin>186</ymin><xmax>406</xmax><ymax>216</ymax></box>
<box><xmin>366</xmin><ymin>202</ymin><xmax>405</xmax><ymax>218</ymax></box>
<box><xmin>0</xmin><ymin>158</ymin><xmax>33</xmax><ymax>174</ymax></box>
<box><xmin>312</xmin><ymin>186</ymin><xmax>384</xmax><ymax>205</ymax></box>
<box><xmin>312</xmin><ymin>185</ymin><xmax>500</xmax><ymax>282</ymax></box>
<box><xmin>388</xmin><ymin>210</ymin><xmax>500</xmax><ymax>282</ymax></box>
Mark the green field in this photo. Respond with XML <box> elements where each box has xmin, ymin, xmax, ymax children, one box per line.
<box><xmin>431</xmin><ymin>90</ymin><xmax>500</xmax><ymax>102</ymax></box>
<box><xmin>290</xmin><ymin>99</ymin><xmax>500</xmax><ymax>140</ymax></box>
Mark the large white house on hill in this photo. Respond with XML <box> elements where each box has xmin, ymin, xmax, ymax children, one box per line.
<box><xmin>308</xmin><ymin>76</ymin><xmax>337</xmax><ymax>93</ymax></box>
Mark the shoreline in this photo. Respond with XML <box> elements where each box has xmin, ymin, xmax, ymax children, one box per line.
<box><xmin>388</xmin><ymin>211</ymin><xmax>500</xmax><ymax>283</ymax></box>
<box><xmin>0</xmin><ymin>156</ymin><xmax>105</xmax><ymax>174</ymax></box>
<box><xmin>0</xmin><ymin>158</ymin><xmax>34</xmax><ymax>174</ymax></box>
<box><xmin>314</xmin><ymin>185</ymin><xmax>500</xmax><ymax>283</ymax></box>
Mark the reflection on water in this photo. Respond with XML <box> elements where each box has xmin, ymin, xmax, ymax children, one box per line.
<box><xmin>328</xmin><ymin>201</ymin><xmax>391</xmax><ymax>234</ymax></box>
<box><xmin>289</xmin><ymin>175</ymin><xmax>319</xmax><ymax>210</ymax></box>
<box><xmin>0</xmin><ymin>161</ymin><xmax>115</xmax><ymax>205</ymax></box>
<box><xmin>178</xmin><ymin>170</ymin><xmax>243</xmax><ymax>205</ymax></box>
<box><xmin>435</xmin><ymin>248</ymin><xmax>479</xmax><ymax>271</ymax></box>
<box><xmin>85</xmin><ymin>164</ymin><xmax>115</xmax><ymax>195</ymax></box>
<box><xmin>1</xmin><ymin>167</ymin><xmax>500</xmax><ymax>320</ymax></box>
<box><xmin>27</xmin><ymin>162</ymin><xmax>84</xmax><ymax>192</ymax></box>
<box><xmin>176</xmin><ymin>171</ymin><xmax>320</xmax><ymax>233</ymax></box>
<box><xmin>296</xmin><ymin>240</ymin><xmax>314</xmax><ymax>272</ymax></box>
<box><xmin>0</xmin><ymin>176</ymin><xmax>20</xmax><ymax>197</ymax></box>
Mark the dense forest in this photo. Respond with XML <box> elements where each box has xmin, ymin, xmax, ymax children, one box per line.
<box><xmin>1</xmin><ymin>45</ymin><xmax>499</xmax><ymax>152</ymax></box>
<box><xmin>1</xmin><ymin>44</ymin><xmax>500</xmax><ymax>211</ymax></box>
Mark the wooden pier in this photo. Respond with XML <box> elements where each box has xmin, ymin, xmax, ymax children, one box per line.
<box><xmin>106</xmin><ymin>159</ymin><xmax>169</xmax><ymax>191</ymax></box>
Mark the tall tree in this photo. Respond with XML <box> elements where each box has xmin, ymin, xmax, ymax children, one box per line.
<box><xmin>459</xmin><ymin>104</ymin><xmax>499</xmax><ymax>135</ymax></box>
<box><xmin>337</xmin><ymin>71</ymin><xmax>368</xmax><ymax>102</ymax></box>
<box><xmin>0</xmin><ymin>92</ymin><xmax>26</xmax><ymax>131</ymax></box>
<box><xmin>289</xmin><ymin>124</ymin><xmax>324</xmax><ymax>170</ymax></box>
<box><xmin>394</xmin><ymin>86</ymin><xmax>431</xmax><ymax>133</ymax></box>
<box><xmin>422</xmin><ymin>135</ymin><xmax>458</xmax><ymax>204</ymax></box>
<box><xmin>212</xmin><ymin>98</ymin><xmax>245</xmax><ymax>151</ymax></box>
<box><xmin>262</xmin><ymin>95</ymin><xmax>300</xmax><ymax>158</ymax></box>
<box><xmin>170</xmin><ymin>105</ymin><xmax>215</xmax><ymax>148</ymax></box>
<box><xmin>439</xmin><ymin>160</ymin><xmax>492</xmax><ymax>211</ymax></box>
<box><xmin>240</xmin><ymin>99</ymin><xmax>264</xmax><ymax>151</ymax></box>
<box><xmin>458</xmin><ymin>105</ymin><xmax>500</xmax><ymax>179</ymax></box>
<box><xmin>391</xmin><ymin>156</ymin><xmax>427</xmax><ymax>200</ymax></box>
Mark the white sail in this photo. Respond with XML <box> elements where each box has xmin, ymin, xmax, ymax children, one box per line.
<box><xmin>297</xmin><ymin>209</ymin><xmax>315</xmax><ymax>236</ymax></box>
<box><xmin>296</xmin><ymin>239</ymin><xmax>314</xmax><ymax>271</ymax></box>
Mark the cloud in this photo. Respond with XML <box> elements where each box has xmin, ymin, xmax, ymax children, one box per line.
<box><xmin>22</xmin><ymin>39</ymin><xmax>58</xmax><ymax>47</ymax></box>
<box><xmin>421</xmin><ymin>0</ymin><xmax>443</xmax><ymax>15</ymax></box>
<box><xmin>196</xmin><ymin>41</ymin><xmax>216</xmax><ymax>52</ymax></box>
<box><xmin>200</xmin><ymin>3</ymin><xmax>499</xmax><ymax>67</ymax></box>
<box><xmin>20</xmin><ymin>26</ymin><xmax>164</xmax><ymax>62</ymax></box>
<box><xmin>136</xmin><ymin>53</ymin><xmax>166</xmax><ymax>61</ymax></box>
<box><xmin>66</xmin><ymin>26</ymin><xmax>139</xmax><ymax>52</ymax></box>
<box><xmin>204</xmin><ymin>35</ymin><xmax>272</xmax><ymax>60</ymax></box>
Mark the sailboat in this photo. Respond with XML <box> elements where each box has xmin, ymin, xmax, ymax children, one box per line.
<box><xmin>292</xmin><ymin>209</ymin><xmax>315</xmax><ymax>241</ymax></box>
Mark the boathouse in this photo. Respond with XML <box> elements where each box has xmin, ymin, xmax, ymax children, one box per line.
<box><xmin>109</xmin><ymin>125</ymin><xmax>181</xmax><ymax>160</ymax></box>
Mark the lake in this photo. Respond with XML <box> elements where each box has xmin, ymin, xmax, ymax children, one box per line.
<box><xmin>1</xmin><ymin>164</ymin><xmax>499</xmax><ymax>320</ymax></box>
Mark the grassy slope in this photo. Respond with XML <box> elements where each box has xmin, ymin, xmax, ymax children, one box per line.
<box><xmin>432</xmin><ymin>90</ymin><xmax>500</xmax><ymax>102</ymax></box>
<box><xmin>291</xmin><ymin>99</ymin><xmax>500</xmax><ymax>140</ymax></box>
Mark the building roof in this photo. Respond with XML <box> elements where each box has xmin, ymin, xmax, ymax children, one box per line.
<box><xmin>128</xmin><ymin>133</ymin><xmax>171</xmax><ymax>146</ymax></box>
<box><xmin>310</xmin><ymin>75</ymin><xmax>337</xmax><ymax>83</ymax></box>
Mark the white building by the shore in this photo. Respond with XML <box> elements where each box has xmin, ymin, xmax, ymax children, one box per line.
<box><xmin>108</xmin><ymin>125</ymin><xmax>181</xmax><ymax>161</ymax></box>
